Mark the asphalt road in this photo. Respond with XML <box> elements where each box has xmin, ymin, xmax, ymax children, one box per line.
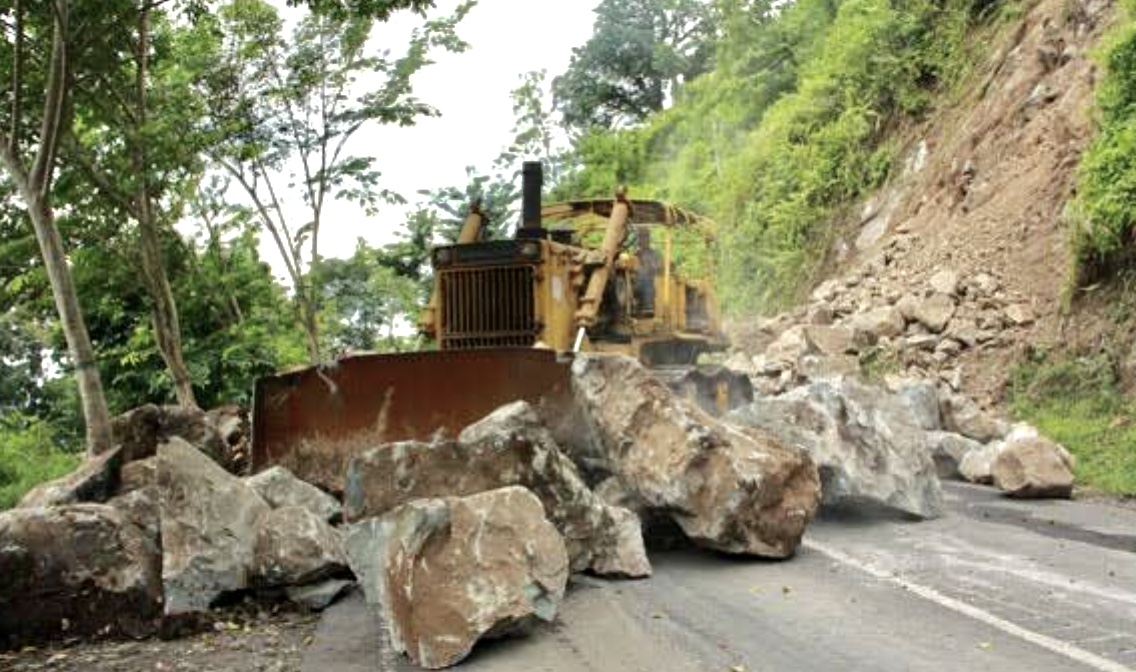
<box><xmin>303</xmin><ymin>482</ymin><xmax>1136</xmax><ymax>672</ymax></box>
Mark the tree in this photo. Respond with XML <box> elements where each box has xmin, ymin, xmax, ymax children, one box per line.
<box><xmin>313</xmin><ymin>241</ymin><xmax>420</xmax><ymax>354</ymax></box>
<box><xmin>198</xmin><ymin>0</ymin><xmax>473</xmax><ymax>363</ymax></box>
<box><xmin>65</xmin><ymin>1</ymin><xmax>209</xmax><ymax>409</ymax></box>
<box><xmin>553</xmin><ymin>0</ymin><xmax>718</xmax><ymax>132</ymax></box>
<box><xmin>0</xmin><ymin>0</ymin><xmax>113</xmax><ymax>454</ymax></box>
<box><xmin>423</xmin><ymin>167</ymin><xmax>519</xmax><ymax>242</ymax></box>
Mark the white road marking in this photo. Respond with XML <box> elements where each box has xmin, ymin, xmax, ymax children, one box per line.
<box><xmin>804</xmin><ymin>539</ymin><xmax>1135</xmax><ymax>672</ymax></box>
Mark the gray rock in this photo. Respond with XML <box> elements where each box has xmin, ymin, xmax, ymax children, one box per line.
<box><xmin>929</xmin><ymin>270</ymin><xmax>960</xmax><ymax>297</ymax></box>
<box><xmin>572</xmin><ymin>354</ymin><xmax>820</xmax><ymax>558</ymax></box>
<box><xmin>247</xmin><ymin>466</ymin><xmax>342</xmax><ymax>522</ymax></box>
<box><xmin>344</xmin><ymin>487</ymin><xmax>569</xmax><ymax>669</ymax></box>
<box><xmin>158</xmin><ymin>437</ymin><xmax>271</xmax><ymax>615</ymax></box>
<box><xmin>893</xmin><ymin>380</ymin><xmax>942</xmax><ymax>431</ymax></box>
<box><xmin>0</xmin><ymin>505</ymin><xmax>161</xmax><ymax>646</ymax></box>
<box><xmin>252</xmin><ymin>506</ymin><xmax>346</xmax><ymax>587</ymax></box>
<box><xmin>928</xmin><ymin>432</ymin><xmax>983</xmax><ymax>480</ymax></box>
<box><xmin>959</xmin><ymin>442</ymin><xmax>1000</xmax><ymax>484</ymax></box>
<box><xmin>807</xmin><ymin>303</ymin><xmax>836</xmax><ymax>325</ymax></box>
<box><xmin>728</xmin><ymin>377</ymin><xmax>944</xmax><ymax>519</ymax></box>
<box><xmin>1005</xmin><ymin>304</ymin><xmax>1036</xmax><ymax>326</ymax></box>
<box><xmin>286</xmin><ymin>579</ymin><xmax>355</xmax><ymax>611</ymax></box>
<box><xmin>344</xmin><ymin>401</ymin><xmax>650</xmax><ymax>579</ymax></box>
<box><xmin>805</xmin><ymin>325</ymin><xmax>874</xmax><ymax>356</ymax></box>
<box><xmin>799</xmin><ymin>354</ymin><xmax>860</xmax><ymax>381</ymax></box>
<box><xmin>108</xmin><ymin>485</ymin><xmax>160</xmax><ymax>547</ymax></box>
<box><xmin>913</xmin><ymin>294</ymin><xmax>957</xmax><ymax>333</ymax></box>
<box><xmin>941</xmin><ymin>393</ymin><xmax>1008</xmax><ymax>443</ymax></box>
<box><xmin>18</xmin><ymin>447</ymin><xmax>123</xmax><ymax>509</ymax></box>
<box><xmin>851</xmin><ymin>307</ymin><xmax>906</xmax><ymax>339</ymax></box>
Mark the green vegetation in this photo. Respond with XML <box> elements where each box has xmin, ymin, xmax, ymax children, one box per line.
<box><xmin>1010</xmin><ymin>351</ymin><xmax>1136</xmax><ymax>495</ymax></box>
<box><xmin>1070</xmin><ymin>0</ymin><xmax>1136</xmax><ymax>283</ymax></box>
<box><xmin>0</xmin><ymin>413</ymin><xmax>80</xmax><ymax>510</ymax></box>
<box><xmin>559</xmin><ymin>0</ymin><xmax>1007</xmax><ymax>314</ymax></box>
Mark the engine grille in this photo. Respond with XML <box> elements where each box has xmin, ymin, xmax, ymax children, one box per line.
<box><xmin>439</xmin><ymin>265</ymin><xmax>538</xmax><ymax>350</ymax></box>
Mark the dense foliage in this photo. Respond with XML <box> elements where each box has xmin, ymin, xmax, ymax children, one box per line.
<box><xmin>1070</xmin><ymin>0</ymin><xmax>1136</xmax><ymax>283</ymax></box>
<box><xmin>561</xmin><ymin>0</ymin><xmax>1003</xmax><ymax>314</ymax></box>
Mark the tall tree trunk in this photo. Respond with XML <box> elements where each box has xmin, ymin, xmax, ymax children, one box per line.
<box><xmin>28</xmin><ymin>196</ymin><xmax>114</xmax><ymax>455</ymax></box>
<box><xmin>0</xmin><ymin>2</ymin><xmax>113</xmax><ymax>455</ymax></box>
<box><xmin>133</xmin><ymin>6</ymin><xmax>198</xmax><ymax>408</ymax></box>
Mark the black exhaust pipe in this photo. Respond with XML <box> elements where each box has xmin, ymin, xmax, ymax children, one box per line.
<box><xmin>521</xmin><ymin>161</ymin><xmax>543</xmax><ymax>232</ymax></box>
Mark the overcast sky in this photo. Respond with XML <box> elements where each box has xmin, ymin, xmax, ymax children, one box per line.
<box><xmin>263</xmin><ymin>0</ymin><xmax>598</xmax><ymax>276</ymax></box>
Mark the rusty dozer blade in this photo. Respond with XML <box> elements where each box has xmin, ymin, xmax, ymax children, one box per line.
<box><xmin>251</xmin><ymin>348</ymin><xmax>575</xmax><ymax>493</ymax></box>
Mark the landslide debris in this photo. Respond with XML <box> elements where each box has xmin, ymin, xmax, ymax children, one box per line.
<box><xmin>345</xmin><ymin>486</ymin><xmax>569</xmax><ymax>670</ymax></box>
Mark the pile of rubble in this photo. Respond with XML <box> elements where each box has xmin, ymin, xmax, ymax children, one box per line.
<box><xmin>0</xmin><ymin>355</ymin><xmax>822</xmax><ymax>669</ymax></box>
<box><xmin>721</xmin><ymin>265</ymin><xmax>1078</xmax><ymax>511</ymax></box>
<box><xmin>730</xmin><ymin>263</ymin><xmax>1036</xmax><ymax>397</ymax></box>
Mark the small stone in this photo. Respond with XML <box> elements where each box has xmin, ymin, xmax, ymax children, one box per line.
<box><xmin>929</xmin><ymin>270</ymin><xmax>960</xmax><ymax>297</ymax></box>
<box><xmin>1005</xmin><ymin>304</ymin><xmax>1036</xmax><ymax>326</ymax></box>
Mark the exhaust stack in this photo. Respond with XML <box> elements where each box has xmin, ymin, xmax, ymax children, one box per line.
<box><xmin>520</xmin><ymin>161</ymin><xmax>543</xmax><ymax>234</ymax></box>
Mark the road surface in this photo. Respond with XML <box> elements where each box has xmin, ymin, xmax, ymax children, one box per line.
<box><xmin>303</xmin><ymin>482</ymin><xmax>1136</xmax><ymax>672</ymax></box>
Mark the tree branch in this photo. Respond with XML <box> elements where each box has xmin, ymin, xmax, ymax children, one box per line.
<box><xmin>10</xmin><ymin>0</ymin><xmax>24</xmax><ymax>156</ymax></box>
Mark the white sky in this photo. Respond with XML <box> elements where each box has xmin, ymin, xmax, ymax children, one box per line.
<box><xmin>264</xmin><ymin>0</ymin><xmax>598</xmax><ymax>277</ymax></box>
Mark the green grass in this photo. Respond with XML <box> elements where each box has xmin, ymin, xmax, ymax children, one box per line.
<box><xmin>0</xmin><ymin>415</ymin><xmax>81</xmax><ymax>510</ymax></box>
<box><xmin>1009</xmin><ymin>352</ymin><xmax>1136</xmax><ymax>496</ymax></box>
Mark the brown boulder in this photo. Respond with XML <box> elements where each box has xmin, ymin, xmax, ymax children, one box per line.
<box><xmin>112</xmin><ymin>404</ymin><xmax>248</xmax><ymax>471</ymax></box>
<box><xmin>571</xmin><ymin>354</ymin><xmax>820</xmax><ymax>557</ymax></box>
<box><xmin>992</xmin><ymin>437</ymin><xmax>1075</xmax><ymax>498</ymax></box>
<box><xmin>18</xmin><ymin>447</ymin><xmax>123</xmax><ymax>509</ymax></box>
<box><xmin>345</xmin><ymin>487</ymin><xmax>568</xmax><ymax>669</ymax></box>
<box><xmin>344</xmin><ymin>401</ymin><xmax>649</xmax><ymax>578</ymax></box>
<box><xmin>0</xmin><ymin>505</ymin><xmax>161</xmax><ymax>647</ymax></box>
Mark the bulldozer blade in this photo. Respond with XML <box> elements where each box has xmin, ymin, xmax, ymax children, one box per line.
<box><xmin>251</xmin><ymin>348</ymin><xmax>574</xmax><ymax>493</ymax></box>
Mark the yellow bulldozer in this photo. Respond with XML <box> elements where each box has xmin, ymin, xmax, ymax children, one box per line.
<box><xmin>251</xmin><ymin>162</ymin><xmax>750</xmax><ymax>491</ymax></box>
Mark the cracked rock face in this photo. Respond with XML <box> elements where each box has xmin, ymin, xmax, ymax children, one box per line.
<box><xmin>571</xmin><ymin>354</ymin><xmax>820</xmax><ymax>557</ymax></box>
<box><xmin>344</xmin><ymin>401</ymin><xmax>650</xmax><ymax>578</ymax></box>
<box><xmin>0</xmin><ymin>504</ymin><xmax>161</xmax><ymax>647</ymax></box>
<box><xmin>345</xmin><ymin>487</ymin><xmax>569</xmax><ymax>670</ymax></box>
<box><xmin>158</xmin><ymin>437</ymin><xmax>271</xmax><ymax>615</ymax></box>
<box><xmin>728</xmin><ymin>377</ymin><xmax>944</xmax><ymax>519</ymax></box>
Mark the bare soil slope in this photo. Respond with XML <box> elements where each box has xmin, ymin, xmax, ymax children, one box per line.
<box><xmin>808</xmin><ymin>0</ymin><xmax>1123</xmax><ymax>406</ymax></box>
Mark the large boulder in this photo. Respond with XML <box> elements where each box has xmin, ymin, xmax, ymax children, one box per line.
<box><xmin>251</xmin><ymin>506</ymin><xmax>347</xmax><ymax>586</ymax></box>
<box><xmin>344</xmin><ymin>402</ymin><xmax>649</xmax><ymax>578</ymax></box>
<box><xmin>18</xmin><ymin>447</ymin><xmax>123</xmax><ymax>509</ymax></box>
<box><xmin>992</xmin><ymin>436</ymin><xmax>1075</xmax><ymax>498</ymax></box>
<box><xmin>345</xmin><ymin>487</ymin><xmax>569</xmax><ymax>669</ymax></box>
<box><xmin>728</xmin><ymin>377</ymin><xmax>944</xmax><ymax>519</ymax></box>
<box><xmin>0</xmin><ymin>505</ymin><xmax>161</xmax><ymax>647</ymax></box>
<box><xmin>112</xmin><ymin>404</ymin><xmax>248</xmax><ymax>471</ymax></box>
<box><xmin>157</xmin><ymin>437</ymin><xmax>271</xmax><ymax>615</ymax></box>
<box><xmin>571</xmin><ymin>354</ymin><xmax>820</xmax><ymax>557</ymax></box>
<box><xmin>247</xmin><ymin>465</ymin><xmax>342</xmax><ymax>522</ymax></box>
